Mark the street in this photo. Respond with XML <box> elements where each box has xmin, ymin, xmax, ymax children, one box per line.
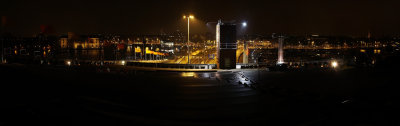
<box><xmin>0</xmin><ymin>64</ymin><xmax>399</xmax><ymax>126</ymax></box>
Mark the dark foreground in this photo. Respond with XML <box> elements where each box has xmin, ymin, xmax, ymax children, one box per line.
<box><xmin>0</xmin><ymin>64</ymin><xmax>399</xmax><ymax>126</ymax></box>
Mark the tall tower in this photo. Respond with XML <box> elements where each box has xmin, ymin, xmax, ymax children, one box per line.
<box><xmin>216</xmin><ymin>20</ymin><xmax>237</xmax><ymax>69</ymax></box>
<box><xmin>277</xmin><ymin>35</ymin><xmax>284</xmax><ymax>64</ymax></box>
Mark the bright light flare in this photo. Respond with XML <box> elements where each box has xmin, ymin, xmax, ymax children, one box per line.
<box><xmin>66</xmin><ymin>61</ymin><xmax>71</xmax><ymax>66</ymax></box>
<box><xmin>331</xmin><ymin>61</ymin><xmax>338</xmax><ymax>68</ymax></box>
<box><xmin>184</xmin><ymin>15</ymin><xmax>194</xmax><ymax>19</ymax></box>
<box><xmin>242</xmin><ymin>22</ymin><xmax>247</xmax><ymax>27</ymax></box>
<box><xmin>121</xmin><ymin>60</ymin><xmax>126</xmax><ymax>65</ymax></box>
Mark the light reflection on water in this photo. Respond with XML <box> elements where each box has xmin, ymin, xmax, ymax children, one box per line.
<box><xmin>181</xmin><ymin>72</ymin><xmax>197</xmax><ymax>77</ymax></box>
<box><xmin>198</xmin><ymin>72</ymin><xmax>213</xmax><ymax>78</ymax></box>
<box><xmin>180</xmin><ymin>72</ymin><xmax>215</xmax><ymax>78</ymax></box>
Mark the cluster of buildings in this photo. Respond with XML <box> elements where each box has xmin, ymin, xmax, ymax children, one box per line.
<box><xmin>1</xmin><ymin>29</ymin><xmax>399</xmax><ymax>69</ymax></box>
<box><xmin>1</xmin><ymin>32</ymin><xmax>192</xmax><ymax>63</ymax></box>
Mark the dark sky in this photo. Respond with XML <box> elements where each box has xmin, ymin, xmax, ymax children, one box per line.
<box><xmin>2</xmin><ymin>0</ymin><xmax>400</xmax><ymax>36</ymax></box>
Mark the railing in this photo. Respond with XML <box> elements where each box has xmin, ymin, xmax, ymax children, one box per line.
<box><xmin>220</xmin><ymin>43</ymin><xmax>237</xmax><ymax>49</ymax></box>
<box><xmin>126</xmin><ymin>62</ymin><xmax>217</xmax><ymax>69</ymax></box>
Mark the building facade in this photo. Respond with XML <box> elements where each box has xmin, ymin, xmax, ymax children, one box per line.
<box><xmin>216</xmin><ymin>20</ymin><xmax>237</xmax><ymax>69</ymax></box>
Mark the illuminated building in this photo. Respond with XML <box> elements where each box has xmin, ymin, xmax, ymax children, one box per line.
<box><xmin>60</xmin><ymin>38</ymin><xmax>68</xmax><ymax>48</ymax></box>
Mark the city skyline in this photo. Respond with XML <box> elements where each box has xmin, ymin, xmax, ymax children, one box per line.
<box><xmin>2</xmin><ymin>1</ymin><xmax>400</xmax><ymax>125</ymax></box>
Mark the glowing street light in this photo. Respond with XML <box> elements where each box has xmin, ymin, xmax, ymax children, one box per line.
<box><xmin>183</xmin><ymin>14</ymin><xmax>194</xmax><ymax>64</ymax></box>
<box><xmin>121</xmin><ymin>60</ymin><xmax>126</xmax><ymax>65</ymax></box>
<box><xmin>66</xmin><ymin>61</ymin><xmax>71</xmax><ymax>66</ymax></box>
<box><xmin>331</xmin><ymin>61</ymin><xmax>338</xmax><ymax>68</ymax></box>
<box><xmin>242</xmin><ymin>21</ymin><xmax>249</xmax><ymax>64</ymax></box>
<box><xmin>242</xmin><ymin>22</ymin><xmax>247</xmax><ymax>27</ymax></box>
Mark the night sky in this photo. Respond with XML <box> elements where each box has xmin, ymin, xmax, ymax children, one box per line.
<box><xmin>2</xmin><ymin>0</ymin><xmax>400</xmax><ymax>36</ymax></box>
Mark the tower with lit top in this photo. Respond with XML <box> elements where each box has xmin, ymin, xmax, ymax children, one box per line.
<box><xmin>216</xmin><ymin>20</ymin><xmax>237</xmax><ymax>69</ymax></box>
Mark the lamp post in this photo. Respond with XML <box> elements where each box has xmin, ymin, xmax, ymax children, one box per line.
<box><xmin>183</xmin><ymin>15</ymin><xmax>194</xmax><ymax>64</ymax></box>
<box><xmin>242</xmin><ymin>21</ymin><xmax>248</xmax><ymax>64</ymax></box>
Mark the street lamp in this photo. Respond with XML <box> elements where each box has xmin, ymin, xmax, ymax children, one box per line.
<box><xmin>66</xmin><ymin>60</ymin><xmax>71</xmax><ymax>66</ymax></box>
<box><xmin>242</xmin><ymin>21</ymin><xmax>248</xmax><ymax>64</ymax></box>
<box><xmin>183</xmin><ymin>15</ymin><xmax>194</xmax><ymax>64</ymax></box>
<box><xmin>331</xmin><ymin>60</ymin><xmax>338</xmax><ymax>68</ymax></box>
<box><xmin>242</xmin><ymin>22</ymin><xmax>247</xmax><ymax>27</ymax></box>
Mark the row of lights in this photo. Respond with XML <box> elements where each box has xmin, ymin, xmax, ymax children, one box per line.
<box><xmin>65</xmin><ymin>60</ymin><xmax>338</xmax><ymax>68</ymax></box>
<box><xmin>65</xmin><ymin>60</ymin><xmax>126</xmax><ymax>66</ymax></box>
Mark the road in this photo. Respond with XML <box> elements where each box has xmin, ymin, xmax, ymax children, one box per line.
<box><xmin>0</xmin><ymin>64</ymin><xmax>399</xmax><ymax>126</ymax></box>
